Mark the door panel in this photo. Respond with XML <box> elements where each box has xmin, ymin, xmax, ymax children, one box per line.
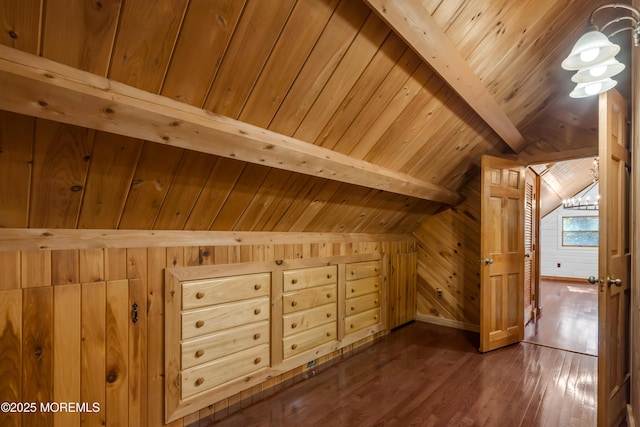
<box><xmin>480</xmin><ymin>155</ymin><xmax>525</xmax><ymax>353</ymax></box>
<box><xmin>598</xmin><ymin>88</ymin><xmax>631</xmax><ymax>427</ymax></box>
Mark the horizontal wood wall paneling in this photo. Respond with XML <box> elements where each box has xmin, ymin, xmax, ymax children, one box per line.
<box><xmin>41</xmin><ymin>0</ymin><xmax>121</xmax><ymax>75</ymax></box>
<box><xmin>0</xmin><ymin>0</ymin><xmax>42</xmax><ymax>54</ymax></box>
<box><xmin>118</xmin><ymin>143</ymin><xmax>184</xmax><ymax>229</ymax></box>
<box><xmin>0</xmin><ymin>111</ymin><xmax>34</xmax><ymax>228</ymax></box>
<box><xmin>203</xmin><ymin>0</ymin><xmax>297</xmax><ymax>119</ymax></box>
<box><xmin>108</xmin><ymin>0</ymin><xmax>188</xmax><ymax>93</ymax></box>
<box><xmin>161</xmin><ymin>0</ymin><xmax>246</xmax><ymax>108</ymax></box>
<box><xmin>29</xmin><ymin>120</ymin><xmax>93</xmax><ymax>228</ymax></box>
<box><xmin>239</xmin><ymin>0</ymin><xmax>338</xmax><ymax>128</ymax></box>
<box><xmin>268</xmin><ymin>1</ymin><xmax>371</xmax><ymax>136</ymax></box>
<box><xmin>78</xmin><ymin>132</ymin><xmax>144</xmax><ymax>229</ymax></box>
<box><xmin>0</xmin><ymin>289</ymin><xmax>22</xmax><ymax>427</ymax></box>
<box><xmin>153</xmin><ymin>151</ymin><xmax>217</xmax><ymax>230</ymax></box>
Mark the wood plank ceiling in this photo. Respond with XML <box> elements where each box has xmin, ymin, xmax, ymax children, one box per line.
<box><xmin>0</xmin><ymin>0</ymin><xmax>628</xmax><ymax>233</ymax></box>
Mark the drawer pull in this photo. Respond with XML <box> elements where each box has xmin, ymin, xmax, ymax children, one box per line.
<box><xmin>254</xmin><ymin>357</ymin><xmax>261</xmax><ymax>365</ymax></box>
<box><xmin>254</xmin><ymin>333</ymin><xmax>261</xmax><ymax>340</ymax></box>
<box><xmin>195</xmin><ymin>377</ymin><xmax>205</xmax><ymax>386</ymax></box>
<box><xmin>195</xmin><ymin>349</ymin><xmax>205</xmax><ymax>358</ymax></box>
<box><xmin>350</xmin><ymin>324</ymin><xmax>354</xmax><ymax>329</ymax></box>
<box><xmin>327</xmin><ymin>274</ymin><xmax>332</xmax><ymax>279</ymax></box>
<box><xmin>254</xmin><ymin>308</ymin><xmax>261</xmax><ymax>315</ymax></box>
<box><xmin>291</xmin><ymin>344</ymin><xmax>297</xmax><ymax>350</ymax></box>
<box><xmin>350</xmin><ymin>306</ymin><xmax>355</xmax><ymax>311</ymax></box>
<box><xmin>326</xmin><ymin>312</ymin><xmax>332</xmax><ymax>318</ymax></box>
<box><xmin>254</xmin><ymin>283</ymin><xmax>262</xmax><ymax>290</ymax></box>
<box><xmin>195</xmin><ymin>320</ymin><xmax>205</xmax><ymax>328</ymax></box>
<box><xmin>291</xmin><ymin>278</ymin><xmax>298</xmax><ymax>284</ymax></box>
<box><xmin>326</xmin><ymin>331</ymin><xmax>332</xmax><ymax>337</ymax></box>
<box><xmin>375</xmin><ymin>299</ymin><xmax>379</xmax><ymax>305</ymax></box>
<box><xmin>291</xmin><ymin>323</ymin><xmax>298</xmax><ymax>329</ymax></box>
<box><xmin>291</xmin><ymin>301</ymin><xmax>298</xmax><ymax>307</ymax></box>
<box><xmin>351</xmin><ymin>288</ymin><xmax>356</xmax><ymax>293</ymax></box>
<box><xmin>326</xmin><ymin>293</ymin><xmax>331</xmax><ymax>298</ymax></box>
<box><xmin>196</xmin><ymin>291</ymin><xmax>205</xmax><ymax>299</ymax></box>
<box><xmin>374</xmin><ymin>315</ymin><xmax>379</xmax><ymax>320</ymax></box>
<box><xmin>375</xmin><ymin>282</ymin><xmax>379</xmax><ymax>288</ymax></box>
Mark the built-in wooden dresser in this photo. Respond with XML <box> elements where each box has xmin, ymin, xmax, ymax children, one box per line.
<box><xmin>165</xmin><ymin>254</ymin><xmax>388</xmax><ymax>423</ymax></box>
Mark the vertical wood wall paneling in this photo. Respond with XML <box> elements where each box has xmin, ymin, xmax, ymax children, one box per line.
<box><xmin>107</xmin><ymin>0</ymin><xmax>188</xmax><ymax>93</ymax></box>
<box><xmin>78</xmin><ymin>133</ymin><xmax>144</xmax><ymax>229</ymax></box>
<box><xmin>238</xmin><ymin>0</ymin><xmax>338</xmax><ymax>128</ymax></box>
<box><xmin>21</xmin><ymin>250</ymin><xmax>51</xmax><ymax>288</ymax></box>
<box><xmin>118</xmin><ymin>143</ymin><xmax>184</xmax><ymax>229</ymax></box>
<box><xmin>0</xmin><ymin>289</ymin><xmax>22</xmax><ymax>427</ymax></box>
<box><xmin>0</xmin><ymin>0</ymin><xmax>43</xmax><ymax>53</ymax></box>
<box><xmin>22</xmin><ymin>287</ymin><xmax>53</xmax><ymax>427</ymax></box>
<box><xmin>0</xmin><ymin>252</ymin><xmax>21</xmax><ymax>291</ymax></box>
<box><xmin>79</xmin><ymin>249</ymin><xmax>105</xmax><ymax>283</ymax></box>
<box><xmin>161</xmin><ymin>0</ymin><xmax>246</xmax><ymax>108</ymax></box>
<box><xmin>105</xmin><ymin>248</ymin><xmax>128</xmax><ymax>282</ymax></box>
<box><xmin>127</xmin><ymin>248</ymin><xmax>148</xmax><ymax>427</ymax></box>
<box><xmin>81</xmin><ymin>281</ymin><xmax>106</xmax><ymax>426</ymax></box>
<box><xmin>0</xmin><ymin>111</ymin><xmax>34</xmax><ymax>228</ymax></box>
<box><xmin>53</xmin><ymin>284</ymin><xmax>81</xmax><ymax>427</ymax></box>
<box><xmin>28</xmin><ymin>120</ymin><xmax>93</xmax><ymax>228</ymax></box>
<box><xmin>147</xmin><ymin>247</ymin><xmax>166</xmax><ymax>427</ymax></box>
<box><xmin>202</xmin><ymin>0</ymin><xmax>297</xmax><ymax>118</ymax></box>
<box><xmin>40</xmin><ymin>0</ymin><xmax>121</xmax><ymax>75</ymax></box>
<box><xmin>51</xmin><ymin>250</ymin><xmax>79</xmax><ymax>286</ymax></box>
<box><xmin>106</xmin><ymin>279</ymin><xmax>129</xmax><ymax>427</ymax></box>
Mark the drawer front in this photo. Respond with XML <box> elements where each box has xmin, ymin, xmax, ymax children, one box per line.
<box><xmin>282</xmin><ymin>284</ymin><xmax>337</xmax><ymax>314</ymax></box>
<box><xmin>282</xmin><ymin>322</ymin><xmax>336</xmax><ymax>359</ymax></box>
<box><xmin>346</xmin><ymin>276</ymin><xmax>380</xmax><ymax>299</ymax></box>
<box><xmin>182</xmin><ymin>273</ymin><xmax>270</xmax><ymax>310</ymax></box>
<box><xmin>181</xmin><ymin>343</ymin><xmax>269</xmax><ymax>398</ymax></box>
<box><xmin>282</xmin><ymin>303</ymin><xmax>336</xmax><ymax>337</ymax></box>
<box><xmin>346</xmin><ymin>292</ymin><xmax>380</xmax><ymax>316</ymax></box>
<box><xmin>345</xmin><ymin>308</ymin><xmax>381</xmax><ymax>335</ymax></box>
<box><xmin>181</xmin><ymin>321</ymin><xmax>269</xmax><ymax>369</ymax></box>
<box><xmin>346</xmin><ymin>260</ymin><xmax>381</xmax><ymax>281</ymax></box>
<box><xmin>182</xmin><ymin>297</ymin><xmax>269</xmax><ymax>339</ymax></box>
<box><xmin>282</xmin><ymin>265</ymin><xmax>337</xmax><ymax>292</ymax></box>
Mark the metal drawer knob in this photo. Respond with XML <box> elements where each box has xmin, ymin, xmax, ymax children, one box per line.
<box><xmin>195</xmin><ymin>377</ymin><xmax>204</xmax><ymax>386</ymax></box>
<box><xmin>196</xmin><ymin>291</ymin><xmax>205</xmax><ymax>299</ymax></box>
<box><xmin>254</xmin><ymin>333</ymin><xmax>261</xmax><ymax>340</ymax></box>
<box><xmin>195</xmin><ymin>350</ymin><xmax>204</xmax><ymax>358</ymax></box>
<box><xmin>195</xmin><ymin>320</ymin><xmax>205</xmax><ymax>328</ymax></box>
<box><xmin>254</xmin><ymin>284</ymin><xmax>262</xmax><ymax>290</ymax></box>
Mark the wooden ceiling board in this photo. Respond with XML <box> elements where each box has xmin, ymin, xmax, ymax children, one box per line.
<box><xmin>1</xmin><ymin>0</ymin><xmax>42</xmax><ymax>54</ymax></box>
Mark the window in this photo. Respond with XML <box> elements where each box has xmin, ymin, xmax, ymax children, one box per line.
<box><xmin>562</xmin><ymin>216</ymin><xmax>599</xmax><ymax>247</ymax></box>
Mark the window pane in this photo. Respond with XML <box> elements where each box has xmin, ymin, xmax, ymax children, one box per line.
<box><xmin>563</xmin><ymin>216</ymin><xmax>599</xmax><ymax>231</ymax></box>
<box><xmin>563</xmin><ymin>231</ymin><xmax>599</xmax><ymax>246</ymax></box>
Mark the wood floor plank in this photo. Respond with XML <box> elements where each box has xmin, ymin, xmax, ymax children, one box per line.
<box><xmin>203</xmin><ymin>322</ymin><xmax>596</xmax><ymax>427</ymax></box>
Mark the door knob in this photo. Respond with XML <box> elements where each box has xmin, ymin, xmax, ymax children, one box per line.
<box><xmin>587</xmin><ymin>276</ymin><xmax>598</xmax><ymax>284</ymax></box>
<box><xmin>482</xmin><ymin>258</ymin><xmax>494</xmax><ymax>265</ymax></box>
<box><xmin>607</xmin><ymin>277</ymin><xmax>622</xmax><ymax>287</ymax></box>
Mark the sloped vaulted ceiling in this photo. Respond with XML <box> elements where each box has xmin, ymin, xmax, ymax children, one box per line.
<box><xmin>0</xmin><ymin>0</ymin><xmax>629</xmax><ymax>233</ymax></box>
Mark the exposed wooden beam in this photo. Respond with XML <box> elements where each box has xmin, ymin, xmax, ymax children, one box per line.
<box><xmin>520</xmin><ymin>146</ymin><xmax>598</xmax><ymax>164</ymax></box>
<box><xmin>0</xmin><ymin>229</ymin><xmax>414</xmax><ymax>252</ymax></box>
<box><xmin>0</xmin><ymin>45</ymin><xmax>463</xmax><ymax>206</ymax></box>
<box><xmin>364</xmin><ymin>0</ymin><xmax>527</xmax><ymax>153</ymax></box>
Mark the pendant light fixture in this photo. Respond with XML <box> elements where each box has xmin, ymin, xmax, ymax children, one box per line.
<box><xmin>562</xmin><ymin>3</ymin><xmax>640</xmax><ymax>98</ymax></box>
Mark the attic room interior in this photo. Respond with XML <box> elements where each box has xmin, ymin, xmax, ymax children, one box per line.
<box><xmin>0</xmin><ymin>0</ymin><xmax>639</xmax><ymax>426</ymax></box>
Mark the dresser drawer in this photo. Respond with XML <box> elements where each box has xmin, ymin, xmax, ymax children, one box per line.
<box><xmin>181</xmin><ymin>343</ymin><xmax>270</xmax><ymax>399</ymax></box>
<box><xmin>182</xmin><ymin>273</ymin><xmax>270</xmax><ymax>310</ymax></box>
<box><xmin>182</xmin><ymin>297</ymin><xmax>269</xmax><ymax>339</ymax></box>
<box><xmin>282</xmin><ymin>322</ymin><xmax>336</xmax><ymax>359</ymax></box>
<box><xmin>346</xmin><ymin>276</ymin><xmax>380</xmax><ymax>299</ymax></box>
<box><xmin>181</xmin><ymin>321</ymin><xmax>269</xmax><ymax>369</ymax></box>
<box><xmin>282</xmin><ymin>303</ymin><xmax>336</xmax><ymax>337</ymax></box>
<box><xmin>282</xmin><ymin>265</ymin><xmax>337</xmax><ymax>292</ymax></box>
<box><xmin>346</xmin><ymin>260</ymin><xmax>381</xmax><ymax>281</ymax></box>
<box><xmin>345</xmin><ymin>307</ymin><xmax>381</xmax><ymax>334</ymax></box>
<box><xmin>346</xmin><ymin>292</ymin><xmax>380</xmax><ymax>316</ymax></box>
<box><xmin>282</xmin><ymin>284</ymin><xmax>337</xmax><ymax>314</ymax></box>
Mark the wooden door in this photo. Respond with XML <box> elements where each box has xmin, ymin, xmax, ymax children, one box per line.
<box><xmin>597</xmin><ymin>88</ymin><xmax>631</xmax><ymax>427</ymax></box>
<box><xmin>480</xmin><ymin>155</ymin><xmax>525</xmax><ymax>353</ymax></box>
<box><xmin>388</xmin><ymin>252</ymin><xmax>417</xmax><ymax>329</ymax></box>
<box><xmin>524</xmin><ymin>168</ymin><xmax>538</xmax><ymax>323</ymax></box>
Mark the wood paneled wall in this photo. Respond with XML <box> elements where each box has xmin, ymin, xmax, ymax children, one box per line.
<box><xmin>0</xmin><ymin>233</ymin><xmax>415</xmax><ymax>427</ymax></box>
<box><xmin>412</xmin><ymin>175</ymin><xmax>481</xmax><ymax>330</ymax></box>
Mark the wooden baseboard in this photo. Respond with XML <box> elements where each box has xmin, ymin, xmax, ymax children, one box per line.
<box><xmin>416</xmin><ymin>313</ymin><xmax>479</xmax><ymax>333</ymax></box>
<box><xmin>540</xmin><ymin>275</ymin><xmax>590</xmax><ymax>283</ymax></box>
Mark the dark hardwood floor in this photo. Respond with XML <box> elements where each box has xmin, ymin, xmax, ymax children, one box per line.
<box><xmin>202</xmin><ymin>321</ymin><xmax>596</xmax><ymax>427</ymax></box>
<box><xmin>524</xmin><ymin>280</ymin><xmax>598</xmax><ymax>356</ymax></box>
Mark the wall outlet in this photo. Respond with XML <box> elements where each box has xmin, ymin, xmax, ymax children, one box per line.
<box><xmin>436</xmin><ymin>288</ymin><xmax>444</xmax><ymax>299</ymax></box>
<box><xmin>557</xmin><ymin>263</ymin><xmax>561</xmax><ymax>268</ymax></box>
<box><xmin>306</xmin><ymin>360</ymin><xmax>316</xmax><ymax>368</ymax></box>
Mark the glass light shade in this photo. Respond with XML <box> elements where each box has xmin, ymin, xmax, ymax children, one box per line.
<box><xmin>571</xmin><ymin>58</ymin><xmax>625</xmax><ymax>83</ymax></box>
<box><xmin>569</xmin><ymin>78</ymin><xmax>617</xmax><ymax>98</ymax></box>
<box><xmin>561</xmin><ymin>30</ymin><xmax>620</xmax><ymax>70</ymax></box>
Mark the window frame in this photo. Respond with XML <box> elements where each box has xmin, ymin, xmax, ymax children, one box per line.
<box><xmin>561</xmin><ymin>215</ymin><xmax>599</xmax><ymax>247</ymax></box>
